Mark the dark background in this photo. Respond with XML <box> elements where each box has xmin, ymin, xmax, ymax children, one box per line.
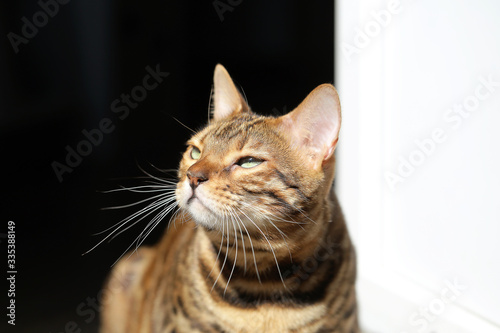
<box><xmin>1</xmin><ymin>1</ymin><xmax>333</xmax><ymax>331</ymax></box>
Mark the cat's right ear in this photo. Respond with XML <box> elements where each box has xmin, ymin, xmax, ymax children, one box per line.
<box><xmin>279</xmin><ymin>84</ymin><xmax>342</xmax><ymax>170</ymax></box>
<box><xmin>212</xmin><ymin>64</ymin><xmax>250</xmax><ymax>121</ymax></box>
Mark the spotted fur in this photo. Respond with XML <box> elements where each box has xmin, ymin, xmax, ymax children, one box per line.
<box><xmin>100</xmin><ymin>65</ymin><xmax>359</xmax><ymax>333</ymax></box>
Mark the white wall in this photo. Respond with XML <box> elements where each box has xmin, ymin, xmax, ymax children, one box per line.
<box><xmin>335</xmin><ymin>0</ymin><xmax>500</xmax><ymax>332</ymax></box>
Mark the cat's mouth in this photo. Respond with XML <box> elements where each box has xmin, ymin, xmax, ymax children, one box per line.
<box><xmin>188</xmin><ymin>195</ymin><xmax>211</xmax><ymax>213</ymax></box>
<box><xmin>186</xmin><ymin>192</ymin><xmax>198</xmax><ymax>205</ymax></box>
<box><xmin>185</xmin><ymin>189</ymin><xmax>220</xmax><ymax>225</ymax></box>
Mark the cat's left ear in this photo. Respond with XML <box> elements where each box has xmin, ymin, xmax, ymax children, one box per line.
<box><xmin>279</xmin><ymin>84</ymin><xmax>341</xmax><ymax>170</ymax></box>
<box><xmin>212</xmin><ymin>64</ymin><xmax>250</xmax><ymax>121</ymax></box>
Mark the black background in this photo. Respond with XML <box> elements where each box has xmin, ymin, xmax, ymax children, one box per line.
<box><xmin>1</xmin><ymin>1</ymin><xmax>333</xmax><ymax>331</ymax></box>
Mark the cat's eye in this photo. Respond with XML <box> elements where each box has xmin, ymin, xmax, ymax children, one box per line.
<box><xmin>237</xmin><ymin>156</ymin><xmax>263</xmax><ymax>169</ymax></box>
<box><xmin>190</xmin><ymin>146</ymin><xmax>201</xmax><ymax>160</ymax></box>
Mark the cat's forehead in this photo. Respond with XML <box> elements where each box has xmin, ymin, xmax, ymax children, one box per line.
<box><xmin>191</xmin><ymin>114</ymin><xmax>277</xmax><ymax>151</ymax></box>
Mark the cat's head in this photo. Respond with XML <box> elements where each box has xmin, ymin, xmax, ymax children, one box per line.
<box><xmin>176</xmin><ymin>64</ymin><xmax>341</xmax><ymax>232</ymax></box>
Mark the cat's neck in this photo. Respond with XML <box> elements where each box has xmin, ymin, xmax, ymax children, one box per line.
<box><xmin>194</xmin><ymin>189</ymin><xmax>351</xmax><ymax>298</ymax></box>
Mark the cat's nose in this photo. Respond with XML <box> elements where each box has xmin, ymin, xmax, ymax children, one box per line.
<box><xmin>187</xmin><ymin>168</ymin><xmax>209</xmax><ymax>189</ymax></box>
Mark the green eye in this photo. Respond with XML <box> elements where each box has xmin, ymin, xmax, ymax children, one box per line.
<box><xmin>190</xmin><ymin>146</ymin><xmax>201</xmax><ymax>160</ymax></box>
<box><xmin>237</xmin><ymin>157</ymin><xmax>263</xmax><ymax>169</ymax></box>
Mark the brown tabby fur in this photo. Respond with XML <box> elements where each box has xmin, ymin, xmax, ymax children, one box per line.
<box><xmin>100</xmin><ymin>65</ymin><xmax>359</xmax><ymax>333</ymax></box>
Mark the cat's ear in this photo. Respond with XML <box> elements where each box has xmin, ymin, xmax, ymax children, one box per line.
<box><xmin>279</xmin><ymin>84</ymin><xmax>341</xmax><ymax>170</ymax></box>
<box><xmin>212</xmin><ymin>64</ymin><xmax>250</xmax><ymax>121</ymax></box>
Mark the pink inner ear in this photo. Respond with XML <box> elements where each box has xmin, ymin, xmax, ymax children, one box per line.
<box><xmin>281</xmin><ymin>84</ymin><xmax>341</xmax><ymax>169</ymax></box>
<box><xmin>324</xmin><ymin>138</ymin><xmax>338</xmax><ymax>162</ymax></box>
<box><xmin>212</xmin><ymin>64</ymin><xmax>248</xmax><ymax>121</ymax></box>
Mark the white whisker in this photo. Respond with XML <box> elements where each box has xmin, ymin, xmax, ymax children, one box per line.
<box><xmin>212</xmin><ymin>216</ymin><xmax>230</xmax><ymax>292</ymax></box>
<box><xmin>224</xmin><ymin>210</ymin><xmax>239</xmax><ymax>294</ymax></box>
<box><xmin>236</xmin><ymin>207</ymin><xmax>286</xmax><ymax>287</ymax></box>
<box><xmin>230</xmin><ymin>207</ymin><xmax>247</xmax><ymax>274</ymax></box>
<box><xmin>234</xmin><ymin>209</ymin><xmax>260</xmax><ymax>283</ymax></box>
<box><xmin>85</xmin><ymin>165</ymin><xmax>179</xmax><ymax>261</ymax></box>
<box><xmin>207</xmin><ymin>213</ymin><xmax>225</xmax><ymax>280</ymax></box>
<box><xmin>100</xmin><ymin>184</ymin><xmax>175</xmax><ymax>194</ymax></box>
<box><xmin>100</xmin><ymin>191</ymin><xmax>175</xmax><ymax>211</ymax></box>
<box><xmin>95</xmin><ymin>193</ymin><xmax>176</xmax><ymax>236</ymax></box>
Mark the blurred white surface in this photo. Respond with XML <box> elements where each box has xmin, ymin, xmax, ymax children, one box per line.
<box><xmin>336</xmin><ymin>0</ymin><xmax>500</xmax><ymax>332</ymax></box>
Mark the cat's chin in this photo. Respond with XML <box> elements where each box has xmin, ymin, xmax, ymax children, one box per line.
<box><xmin>176</xmin><ymin>179</ymin><xmax>267</xmax><ymax>233</ymax></box>
<box><xmin>177</xmin><ymin>180</ymin><xmax>227</xmax><ymax>230</ymax></box>
<box><xmin>186</xmin><ymin>198</ymin><xmax>221</xmax><ymax>229</ymax></box>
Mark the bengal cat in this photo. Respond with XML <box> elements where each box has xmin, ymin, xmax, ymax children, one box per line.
<box><xmin>100</xmin><ymin>64</ymin><xmax>359</xmax><ymax>333</ymax></box>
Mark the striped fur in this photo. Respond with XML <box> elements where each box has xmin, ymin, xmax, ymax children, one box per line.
<box><xmin>100</xmin><ymin>65</ymin><xmax>359</xmax><ymax>333</ymax></box>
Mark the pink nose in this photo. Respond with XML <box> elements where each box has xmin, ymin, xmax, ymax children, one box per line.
<box><xmin>187</xmin><ymin>168</ymin><xmax>208</xmax><ymax>189</ymax></box>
